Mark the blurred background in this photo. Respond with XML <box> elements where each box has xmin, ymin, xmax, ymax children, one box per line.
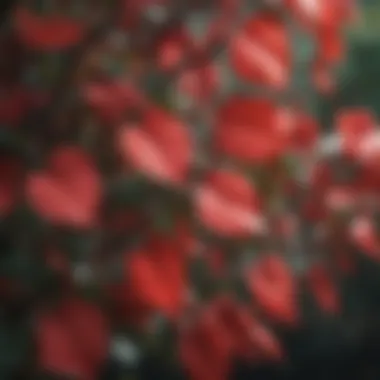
<box><xmin>318</xmin><ymin>0</ymin><xmax>380</xmax><ymax>127</ymax></box>
<box><xmin>2</xmin><ymin>1</ymin><xmax>380</xmax><ymax>380</ymax></box>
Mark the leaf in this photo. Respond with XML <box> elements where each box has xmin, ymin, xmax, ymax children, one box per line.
<box><xmin>118</xmin><ymin>107</ymin><xmax>192</xmax><ymax>185</ymax></box>
<box><xmin>229</xmin><ymin>12</ymin><xmax>290</xmax><ymax>89</ymax></box>
<box><xmin>37</xmin><ymin>313</ymin><xmax>91</xmax><ymax>379</ymax></box>
<box><xmin>306</xmin><ymin>264</ymin><xmax>341</xmax><ymax>315</ymax></box>
<box><xmin>287</xmin><ymin>0</ymin><xmax>355</xmax><ymax>29</ymax></box>
<box><xmin>14</xmin><ymin>6</ymin><xmax>86</xmax><ymax>51</ymax></box>
<box><xmin>194</xmin><ymin>168</ymin><xmax>265</xmax><ymax>237</ymax></box>
<box><xmin>126</xmin><ymin>237</ymin><xmax>187</xmax><ymax>320</ymax></box>
<box><xmin>214</xmin><ymin>96</ymin><xmax>286</xmax><ymax>164</ymax></box>
<box><xmin>82</xmin><ymin>81</ymin><xmax>143</xmax><ymax>126</ymax></box>
<box><xmin>60</xmin><ymin>298</ymin><xmax>109</xmax><ymax>369</ymax></box>
<box><xmin>248</xmin><ymin>254</ymin><xmax>299</xmax><ymax>326</ymax></box>
<box><xmin>26</xmin><ymin>146</ymin><xmax>102</xmax><ymax>228</ymax></box>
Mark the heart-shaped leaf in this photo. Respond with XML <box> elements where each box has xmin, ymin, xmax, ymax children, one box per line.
<box><xmin>194</xmin><ymin>168</ymin><xmax>265</xmax><ymax>237</ymax></box>
<box><xmin>38</xmin><ymin>312</ymin><xmax>92</xmax><ymax>380</ymax></box>
<box><xmin>248</xmin><ymin>254</ymin><xmax>298</xmax><ymax>325</ymax></box>
<box><xmin>118</xmin><ymin>107</ymin><xmax>192</xmax><ymax>185</ymax></box>
<box><xmin>26</xmin><ymin>146</ymin><xmax>101</xmax><ymax>228</ymax></box>
<box><xmin>127</xmin><ymin>238</ymin><xmax>186</xmax><ymax>319</ymax></box>
<box><xmin>60</xmin><ymin>298</ymin><xmax>109</xmax><ymax>369</ymax></box>
<box><xmin>229</xmin><ymin>13</ymin><xmax>290</xmax><ymax>89</ymax></box>
<box><xmin>214</xmin><ymin>96</ymin><xmax>286</xmax><ymax>164</ymax></box>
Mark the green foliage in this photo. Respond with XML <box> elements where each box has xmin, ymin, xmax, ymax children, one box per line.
<box><xmin>317</xmin><ymin>39</ymin><xmax>380</xmax><ymax>128</ymax></box>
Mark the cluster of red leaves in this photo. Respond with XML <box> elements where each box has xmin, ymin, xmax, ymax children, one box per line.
<box><xmin>0</xmin><ymin>0</ymin><xmax>367</xmax><ymax>380</ymax></box>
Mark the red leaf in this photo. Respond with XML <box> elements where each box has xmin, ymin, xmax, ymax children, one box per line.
<box><xmin>127</xmin><ymin>240</ymin><xmax>186</xmax><ymax>319</ymax></box>
<box><xmin>229</xmin><ymin>13</ymin><xmax>290</xmax><ymax>89</ymax></box>
<box><xmin>248</xmin><ymin>254</ymin><xmax>298</xmax><ymax>325</ymax></box>
<box><xmin>194</xmin><ymin>168</ymin><xmax>265</xmax><ymax>237</ymax></box>
<box><xmin>26</xmin><ymin>146</ymin><xmax>101</xmax><ymax>228</ymax></box>
<box><xmin>307</xmin><ymin>264</ymin><xmax>340</xmax><ymax>314</ymax></box>
<box><xmin>324</xmin><ymin>186</ymin><xmax>356</xmax><ymax>213</ymax></box>
<box><xmin>350</xmin><ymin>216</ymin><xmax>380</xmax><ymax>261</ymax></box>
<box><xmin>14</xmin><ymin>7</ymin><xmax>85</xmax><ymax>50</ymax></box>
<box><xmin>355</xmin><ymin>131</ymin><xmax>380</xmax><ymax>169</ymax></box>
<box><xmin>118</xmin><ymin>107</ymin><xmax>192</xmax><ymax>184</ymax></box>
<box><xmin>180</xmin><ymin>307</ymin><xmax>232</xmax><ymax>380</ymax></box>
<box><xmin>336</xmin><ymin>108</ymin><xmax>376</xmax><ymax>136</ymax></box>
<box><xmin>212</xmin><ymin>296</ymin><xmax>283</xmax><ymax>362</ymax></box>
<box><xmin>156</xmin><ymin>30</ymin><xmax>189</xmax><ymax>71</ymax></box>
<box><xmin>82</xmin><ymin>81</ymin><xmax>144</xmax><ymax>126</ymax></box>
<box><xmin>276</xmin><ymin>107</ymin><xmax>319</xmax><ymax>152</ymax></box>
<box><xmin>316</xmin><ymin>27</ymin><xmax>345</xmax><ymax>64</ymax></box>
<box><xmin>215</xmin><ymin>96</ymin><xmax>286</xmax><ymax>163</ymax></box>
<box><xmin>249</xmin><ymin>321</ymin><xmax>284</xmax><ymax>362</ymax></box>
<box><xmin>312</xmin><ymin>61</ymin><xmax>335</xmax><ymax>94</ymax></box>
<box><xmin>119</xmin><ymin>128</ymin><xmax>177</xmax><ymax>181</ymax></box>
<box><xmin>60</xmin><ymin>299</ymin><xmax>109</xmax><ymax>369</ymax></box>
<box><xmin>335</xmin><ymin>108</ymin><xmax>376</xmax><ymax>155</ymax></box>
<box><xmin>287</xmin><ymin>0</ymin><xmax>356</xmax><ymax>29</ymax></box>
<box><xmin>38</xmin><ymin>313</ymin><xmax>92</xmax><ymax>380</ymax></box>
<box><xmin>212</xmin><ymin>297</ymin><xmax>257</xmax><ymax>358</ymax></box>
<box><xmin>176</xmin><ymin>64</ymin><xmax>220</xmax><ymax>101</ymax></box>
